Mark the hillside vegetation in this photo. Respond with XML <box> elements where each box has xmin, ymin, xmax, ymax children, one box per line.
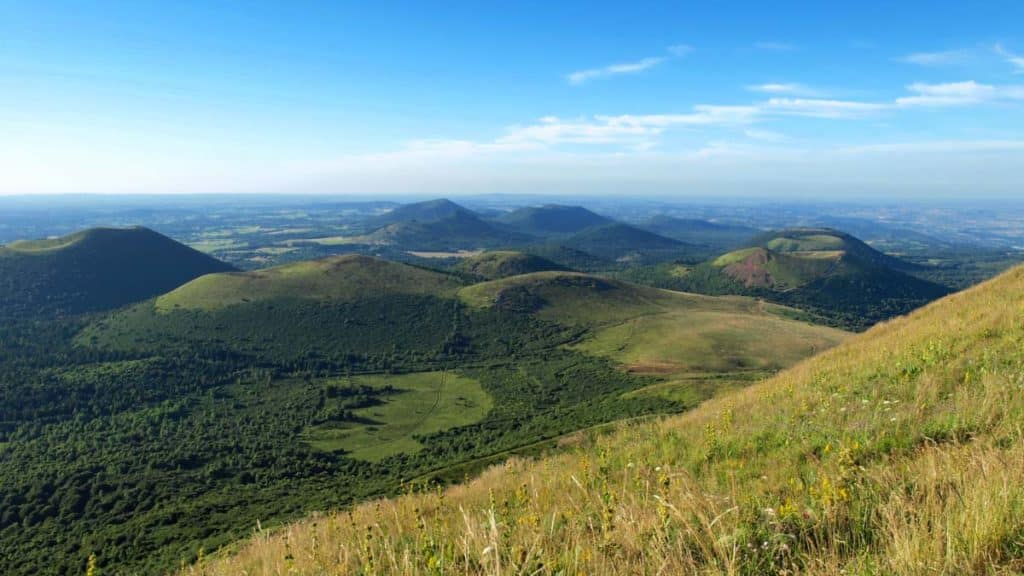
<box><xmin>557</xmin><ymin>223</ymin><xmax>692</xmax><ymax>263</ymax></box>
<box><xmin>658</xmin><ymin>228</ymin><xmax>951</xmax><ymax>329</ymax></box>
<box><xmin>350</xmin><ymin>212</ymin><xmax>532</xmax><ymax>251</ymax></box>
<box><xmin>154</xmin><ymin>254</ymin><xmax>461</xmax><ymax>311</ymax></box>
<box><xmin>196</xmin><ymin>264</ymin><xmax>1024</xmax><ymax>575</ymax></box>
<box><xmin>494</xmin><ymin>204</ymin><xmax>612</xmax><ymax>236</ymax></box>
<box><xmin>456</xmin><ymin>251</ymin><xmax>568</xmax><ymax>280</ymax></box>
<box><xmin>8</xmin><ymin>255</ymin><xmax>847</xmax><ymax>574</ymax></box>
<box><xmin>0</xmin><ymin>227</ymin><xmax>233</xmax><ymax>319</ymax></box>
<box><xmin>640</xmin><ymin>215</ymin><xmax>758</xmax><ymax>249</ymax></box>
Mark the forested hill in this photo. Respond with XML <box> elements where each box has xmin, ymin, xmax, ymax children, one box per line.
<box><xmin>0</xmin><ymin>227</ymin><xmax>234</xmax><ymax>319</ymax></box>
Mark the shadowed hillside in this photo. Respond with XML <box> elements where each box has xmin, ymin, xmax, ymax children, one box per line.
<box><xmin>494</xmin><ymin>204</ymin><xmax>612</xmax><ymax>236</ymax></box>
<box><xmin>0</xmin><ymin>227</ymin><xmax>234</xmax><ymax>319</ymax></box>
<box><xmin>354</xmin><ymin>211</ymin><xmax>534</xmax><ymax>251</ymax></box>
<box><xmin>557</xmin><ymin>223</ymin><xmax>693</xmax><ymax>263</ymax></box>
<box><xmin>640</xmin><ymin>215</ymin><xmax>758</xmax><ymax>249</ymax></box>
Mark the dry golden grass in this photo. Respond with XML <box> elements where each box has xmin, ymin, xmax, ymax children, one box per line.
<box><xmin>186</xmin><ymin>266</ymin><xmax>1024</xmax><ymax>575</ymax></box>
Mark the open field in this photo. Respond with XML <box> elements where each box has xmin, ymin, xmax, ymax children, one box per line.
<box><xmin>575</xmin><ymin>307</ymin><xmax>843</xmax><ymax>376</ymax></box>
<box><xmin>302</xmin><ymin>372</ymin><xmax>492</xmax><ymax>462</ymax></box>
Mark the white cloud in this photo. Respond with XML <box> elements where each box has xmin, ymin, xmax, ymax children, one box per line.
<box><xmin>841</xmin><ymin>139</ymin><xmax>1024</xmax><ymax>154</ymax></box>
<box><xmin>895</xmin><ymin>81</ymin><xmax>1024</xmax><ymax>107</ymax></box>
<box><xmin>897</xmin><ymin>49</ymin><xmax>969</xmax><ymax>66</ymax></box>
<box><xmin>994</xmin><ymin>44</ymin><xmax>1024</xmax><ymax>73</ymax></box>
<box><xmin>566</xmin><ymin>57</ymin><xmax>664</xmax><ymax>85</ymax></box>
<box><xmin>495</xmin><ymin>106</ymin><xmax>759</xmax><ymax>146</ymax></box>
<box><xmin>598</xmin><ymin>105</ymin><xmax>761</xmax><ymax>127</ymax></box>
<box><xmin>566</xmin><ymin>44</ymin><xmax>692</xmax><ymax>85</ymax></box>
<box><xmin>762</xmin><ymin>97</ymin><xmax>886</xmax><ymax>118</ymax></box>
<box><xmin>498</xmin><ymin>115</ymin><xmax>659</xmax><ymax>145</ymax></box>
<box><xmin>746</xmin><ymin>83</ymin><xmax>822</xmax><ymax>96</ymax></box>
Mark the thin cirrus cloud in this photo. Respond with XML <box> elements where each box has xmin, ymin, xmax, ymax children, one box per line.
<box><xmin>388</xmin><ymin>81</ymin><xmax>1024</xmax><ymax>158</ymax></box>
<box><xmin>897</xmin><ymin>49</ymin><xmax>970</xmax><ymax>66</ymax></box>
<box><xmin>994</xmin><ymin>44</ymin><xmax>1024</xmax><ymax>73</ymax></box>
<box><xmin>566</xmin><ymin>44</ymin><xmax>692</xmax><ymax>85</ymax></box>
<box><xmin>746</xmin><ymin>83</ymin><xmax>822</xmax><ymax>97</ymax></box>
<box><xmin>895</xmin><ymin>80</ymin><xmax>1024</xmax><ymax>107</ymax></box>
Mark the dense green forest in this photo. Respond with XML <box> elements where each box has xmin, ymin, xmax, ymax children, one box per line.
<box><xmin>0</xmin><ymin>294</ymin><xmax>677</xmax><ymax>574</ymax></box>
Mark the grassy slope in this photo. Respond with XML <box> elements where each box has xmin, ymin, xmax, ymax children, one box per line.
<box><xmin>460</xmin><ymin>271</ymin><xmax>844</xmax><ymax>404</ymax></box>
<box><xmin>155</xmin><ymin>254</ymin><xmax>461</xmax><ymax>311</ymax></box>
<box><xmin>195</xmin><ymin>264</ymin><xmax>1024</xmax><ymax>575</ymax></box>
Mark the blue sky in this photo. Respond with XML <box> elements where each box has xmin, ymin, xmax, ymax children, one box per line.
<box><xmin>2</xmin><ymin>1</ymin><xmax>1024</xmax><ymax>197</ymax></box>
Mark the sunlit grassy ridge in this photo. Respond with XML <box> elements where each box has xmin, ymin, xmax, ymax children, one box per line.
<box><xmin>155</xmin><ymin>254</ymin><xmax>461</xmax><ymax>311</ymax></box>
<box><xmin>191</xmin><ymin>265</ymin><xmax>1024</xmax><ymax>575</ymax></box>
<box><xmin>459</xmin><ymin>270</ymin><xmax>846</xmax><ymax>406</ymax></box>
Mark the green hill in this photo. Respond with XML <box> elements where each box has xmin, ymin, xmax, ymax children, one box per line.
<box><xmin>352</xmin><ymin>211</ymin><xmax>533</xmax><ymax>251</ymax></box>
<box><xmin>456</xmin><ymin>251</ymin><xmax>568</xmax><ymax>280</ymax></box>
<box><xmin>0</xmin><ymin>227</ymin><xmax>234</xmax><ymax>319</ymax></box>
<box><xmin>494</xmin><ymin>204</ymin><xmax>612</xmax><ymax>236</ymax></box>
<box><xmin>365</xmin><ymin>198</ymin><xmax>477</xmax><ymax>228</ymax></box>
<box><xmin>199</xmin><ymin>261</ymin><xmax>1024</xmax><ymax>576</ymax></box>
<box><xmin>749</xmin><ymin>227</ymin><xmax>915</xmax><ymax>271</ymax></box>
<box><xmin>669</xmin><ymin>228</ymin><xmax>951</xmax><ymax>329</ymax></box>
<box><xmin>154</xmin><ymin>254</ymin><xmax>462</xmax><ymax>312</ymax></box>
<box><xmin>458</xmin><ymin>271</ymin><xmax>846</xmax><ymax>383</ymax></box>
<box><xmin>80</xmin><ymin>254</ymin><xmax>468</xmax><ymax>361</ymax></box>
<box><xmin>558</xmin><ymin>223</ymin><xmax>693</xmax><ymax>263</ymax></box>
<box><xmin>640</xmin><ymin>215</ymin><xmax>758</xmax><ymax>249</ymax></box>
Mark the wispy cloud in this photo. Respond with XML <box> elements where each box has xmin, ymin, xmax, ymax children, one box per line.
<box><xmin>895</xmin><ymin>81</ymin><xmax>1024</xmax><ymax>107</ymax></box>
<box><xmin>567</xmin><ymin>57</ymin><xmax>664</xmax><ymax>85</ymax></box>
<box><xmin>746</xmin><ymin>82</ymin><xmax>822</xmax><ymax>96</ymax></box>
<box><xmin>384</xmin><ymin>81</ymin><xmax>1024</xmax><ymax>162</ymax></box>
<box><xmin>897</xmin><ymin>49</ymin><xmax>969</xmax><ymax>66</ymax></box>
<box><xmin>762</xmin><ymin>97</ymin><xmax>886</xmax><ymax>118</ymax></box>
<box><xmin>566</xmin><ymin>45</ymin><xmax>693</xmax><ymax>85</ymax></box>
<box><xmin>497</xmin><ymin>106</ymin><xmax>758</xmax><ymax>146</ymax></box>
<box><xmin>994</xmin><ymin>44</ymin><xmax>1024</xmax><ymax>73</ymax></box>
<box><xmin>667</xmin><ymin>44</ymin><xmax>694</xmax><ymax>57</ymax></box>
